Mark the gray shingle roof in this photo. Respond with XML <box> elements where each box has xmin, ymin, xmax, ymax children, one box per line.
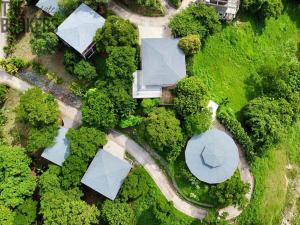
<box><xmin>36</xmin><ymin>0</ymin><xmax>59</xmax><ymax>16</ymax></box>
<box><xmin>41</xmin><ymin>127</ymin><xmax>70</xmax><ymax>166</ymax></box>
<box><xmin>56</xmin><ymin>3</ymin><xmax>105</xmax><ymax>54</ymax></box>
<box><xmin>81</xmin><ymin>150</ymin><xmax>132</xmax><ymax>200</ymax></box>
<box><xmin>185</xmin><ymin>129</ymin><xmax>239</xmax><ymax>184</ymax></box>
<box><xmin>141</xmin><ymin>38</ymin><xmax>186</xmax><ymax>86</ymax></box>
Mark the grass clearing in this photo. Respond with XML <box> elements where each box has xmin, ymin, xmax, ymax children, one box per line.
<box><xmin>192</xmin><ymin>5</ymin><xmax>300</xmax><ymax>114</ymax></box>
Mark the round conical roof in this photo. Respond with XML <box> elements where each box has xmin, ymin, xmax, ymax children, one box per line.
<box><xmin>185</xmin><ymin>129</ymin><xmax>239</xmax><ymax>184</ymax></box>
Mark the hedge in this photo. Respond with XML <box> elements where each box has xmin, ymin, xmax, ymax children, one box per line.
<box><xmin>217</xmin><ymin>106</ymin><xmax>255</xmax><ymax>161</ymax></box>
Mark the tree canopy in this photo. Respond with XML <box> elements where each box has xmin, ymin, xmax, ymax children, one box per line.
<box><xmin>73</xmin><ymin>60</ymin><xmax>97</xmax><ymax>80</ymax></box>
<box><xmin>94</xmin><ymin>16</ymin><xmax>138</xmax><ymax>52</ymax></box>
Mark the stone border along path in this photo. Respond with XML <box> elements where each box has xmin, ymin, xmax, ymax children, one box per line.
<box><xmin>109</xmin><ymin>0</ymin><xmax>196</xmax><ymax>40</ymax></box>
<box><xmin>0</xmin><ymin>70</ymin><xmax>254</xmax><ymax>220</ymax></box>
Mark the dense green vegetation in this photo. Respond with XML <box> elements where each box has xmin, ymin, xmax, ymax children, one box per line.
<box><xmin>118</xmin><ymin>0</ymin><xmax>165</xmax><ymax>16</ymax></box>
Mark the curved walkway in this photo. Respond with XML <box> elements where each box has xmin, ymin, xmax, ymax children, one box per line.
<box><xmin>109</xmin><ymin>0</ymin><xmax>196</xmax><ymax>39</ymax></box>
<box><xmin>0</xmin><ymin>71</ymin><xmax>253</xmax><ymax>220</ymax></box>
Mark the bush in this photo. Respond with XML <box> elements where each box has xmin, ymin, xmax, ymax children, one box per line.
<box><xmin>184</xmin><ymin>109</ymin><xmax>212</xmax><ymax>136</ymax></box>
<box><xmin>30</xmin><ymin>32</ymin><xmax>59</xmax><ymax>57</ymax></box>
<box><xmin>174</xmin><ymin>76</ymin><xmax>209</xmax><ymax>117</ymax></box>
<box><xmin>178</xmin><ymin>34</ymin><xmax>201</xmax><ymax>55</ymax></box>
<box><xmin>17</xmin><ymin>87</ymin><xmax>59</xmax><ymax>127</ymax></box>
<box><xmin>0</xmin><ymin>85</ymin><xmax>8</xmax><ymax>106</ymax></box>
<box><xmin>31</xmin><ymin>61</ymin><xmax>48</xmax><ymax>75</ymax></box>
<box><xmin>0</xmin><ymin>205</ymin><xmax>14</xmax><ymax>225</ymax></box>
<box><xmin>101</xmin><ymin>200</ymin><xmax>135</xmax><ymax>225</ymax></box>
<box><xmin>82</xmin><ymin>89</ymin><xmax>117</xmax><ymax>132</ymax></box>
<box><xmin>46</xmin><ymin>72</ymin><xmax>63</xmax><ymax>84</ymax></box>
<box><xmin>94</xmin><ymin>16</ymin><xmax>138</xmax><ymax>52</ymax></box>
<box><xmin>119</xmin><ymin>0</ymin><xmax>165</xmax><ymax>16</ymax></box>
<box><xmin>73</xmin><ymin>60</ymin><xmax>97</xmax><ymax>80</ymax></box>
<box><xmin>242</xmin><ymin>0</ymin><xmax>283</xmax><ymax>19</ymax></box>
<box><xmin>7</xmin><ymin>0</ymin><xmax>24</xmax><ymax>37</ymax></box>
<box><xmin>14</xmin><ymin>199</ymin><xmax>37</xmax><ymax>225</ymax></box>
<box><xmin>169</xmin><ymin>0</ymin><xmax>181</xmax><ymax>8</ymax></box>
<box><xmin>217</xmin><ymin>107</ymin><xmax>255</xmax><ymax>160</ymax></box>
<box><xmin>39</xmin><ymin>165</ymin><xmax>62</xmax><ymax>195</ymax></box>
<box><xmin>119</xmin><ymin>115</ymin><xmax>143</xmax><ymax>128</ymax></box>
<box><xmin>25</xmin><ymin>124</ymin><xmax>59</xmax><ymax>152</ymax></box>
<box><xmin>141</xmin><ymin>98</ymin><xmax>160</xmax><ymax>114</ymax></box>
<box><xmin>0</xmin><ymin>58</ymin><xmax>30</xmax><ymax>75</ymax></box>
<box><xmin>143</xmin><ymin>107</ymin><xmax>185</xmax><ymax>161</ymax></box>
<box><xmin>63</xmin><ymin>49</ymin><xmax>80</xmax><ymax>74</ymax></box>
<box><xmin>119</xmin><ymin>167</ymin><xmax>150</xmax><ymax>201</ymax></box>
<box><xmin>208</xmin><ymin>171</ymin><xmax>249</xmax><ymax>208</ymax></box>
<box><xmin>169</xmin><ymin>3</ymin><xmax>221</xmax><ymax>38</ymax></box>
<box><xmin>199</xmin><ymin>210</ymin><xmax>229</xmax><ymax>225</ymax></box>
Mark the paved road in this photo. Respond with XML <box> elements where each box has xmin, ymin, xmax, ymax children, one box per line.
<box><xmin>109</xmin><ymin>0</ymin><xmax>196</xmax><ymax>40</ymax></box>
<box><xmin>0</xmin><ymin>71</ymin><xmax>254</xmax><ymax>220</ymax></box>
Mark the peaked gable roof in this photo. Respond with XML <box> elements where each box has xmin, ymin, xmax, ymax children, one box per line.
<box><xmin>81</xmin><ymin>150</ymin><xmax>132</xmax><ymax>200</ymax></box>
<box><xmin>36</xmin><ymin>0</ymin><xmax>59</xmax><ymax>16</ymax></box>
<box><xmin>141</xmin><ymin>38</ymin><xmax>186</xmax><ymax>86</ymax></box>
<box><xmin>56</xmin><ymin>3</ymin><xmax>105</xmax><ymax>54</ymax></box>
<box><xmin>41</xmin><ymin>127</ymin><xmax>70</xmax><ymax>166</ymax></box>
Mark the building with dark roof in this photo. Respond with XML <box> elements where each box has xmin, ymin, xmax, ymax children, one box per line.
<box><xmin>133</xmin><ymin>38</ymin><xmax>186</xmax><ymax>98</ymax></box>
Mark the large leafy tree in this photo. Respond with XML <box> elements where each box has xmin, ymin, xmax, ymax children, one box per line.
<box><xmin>82</xmin><ymin>89</ymin><xmax>117</xmax><ymax>131</ymax></box>
<box><xmin>184</xmin><ymin>109</ymin><xmax>212</xmax><ymax>136</ymax></box>
<box><xmin>101</xmin><ymin>200</ymin><xmax>135</xmax><ymax>225</ymax></box>
<box><xmin>143</xmin><ymin>107</ymin><xmax>185</xmax><ymax>161</ymax></box>
<box><xmin>73</xmin><ymin>60</ymin><xmax>97</xmax><ymax>80</ymax></box>
<box><xmin>17</xmin><ymin>87</ymin><xmax>59</xmax><ymax>127</ymax></box>
<box><xmin>169</xmin><ymin>3</ymin><xmax>221</xmax><ymax>38</ymax></box>
<box><xmin>174</xmin><ymin>76</ymin><xmax>209</xmax><ymax>117</ymax></box>
<box><xmin>94</xmin><ymin>16</ymin><xmax>138</xmax><ymax>52</ymax></box>
<box><xmin>0</xmin><ymin>146</ymin><xmax>36</xmax><ymax>208</ymax></box>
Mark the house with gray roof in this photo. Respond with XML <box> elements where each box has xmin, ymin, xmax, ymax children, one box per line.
<box><xmin>36</xmin><ymin>0</ymin><xmax>60</xmax><ymax>16</ymax></box>
<box><xmin>56</xmin><ymin>3</ymin><xmax>105</xmax><ymax>58</ymax></box>
<box><xmin>132</xmin><ymin>38</ymin><xmax>186</xmax><ymax>98</ymax></box>
<box><xmin>199</xmin><ymin>0</ymin><xmax>240</xmax><ymax>20</ymax></box>
<box><xmin>185</xmin><ymin>129</ymin><xmax>239</xmax><ymax>184</ymax></box>
<box><xmin>81</xmin><ymin>149</ymin><xmax>132</xmax><ymax>200</ymax></box>
<box><xmin>41</xmin><ymin>127</ymin><xmax>70</xmax><ymax>166</ymax></box>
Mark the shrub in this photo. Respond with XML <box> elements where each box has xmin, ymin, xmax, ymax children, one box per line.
<box><xmin>199</xmin><ymin>210</ymin><xmax>230</xmax><ymax>225</ymax></box>
<box><xmin>119</xmin><ymin>0</ymin><xmax>165</xmax><ymax>16</ymax></box>
<box><xmin>119</xmin><ymin>167</ymin><xmax>150</xmax><ymax>201</ymax></box>
<box><xmin>17</xmin><ymin>87</ymin><xmax>59</xmax><ymax>127</ymax></box>
<box><xmin>174</xmin><ymin>76</ymin><xmax>209</xmax><ymax>117</ymax></box>
<box><xmin>217</xmin><ymin>106</ymin><xmax>255</xmax><ymax>160</ymax></box>
<box><xmin>30</xmin><ymin>32</ymin><xmax>59</xmax><ymax>57</ymax></box>
<box><xmin>14</xmin><ymin>199</ymin><xmax>37</xmax><ymax>225</ymax></box>
<box><xmin>169</xmin><ymin>0</ymin><xmax>181</xmax><ymax>8</ymax></box>
<box><xmin>94</xmin><ymin>16</ymin><xmax>138</xmax><ymax>52</ymax></box>
<box><xmin>25</xmin><ymin>124</ymin><xmax>59</xmax><ymax>152</ymax></box>
<box><xmin>143</xmin><ymin>107</ymin><xmax>185</xmax><ymax>161</ymax></box>
<box><xmin>178</xmin><ymin>34</ymin><xmax>201</xmax><ymax>55</ymax></box>
<box><xmin>73</xmin><ymin>60</ymin><xmax>97</xmax><ymax>80</ymax></box>
<box><xmin>0</xmin><ymin>85</ymin><xmax>8</xmax><ymax>106</ymax></box>
<box><xmin>7</xmin><ymin>0</ymin><xmax>24</xmax><ymax>37</ymax></box>
<box><xmin>31</xmin><ymin>61</ymin><xmax>48</xmax><ymax>75</ymax></box>
<box><xmin>82</xmin><ymin>89</ymin><xmax>117</xmax><ymax>132</ymax></box>
<box><xmin>39</xmin><ymin>165</ymin><xmax>62</xmax><ymax>195</ymax></box>
<box><xmin>119</xmin><ymin>115</ymin><xmax>143</xmax><ymax>128</ymax></box>
<box><xmin>101</xmin><ymin>200</ymin><xmax>135</xmax><ymax>225</ymax></box>
<box><xmin>0</xmin><ymin>205</ymin><xmax>14</xmax><ymax>225</ymax></box>
<box><xmin>63</xmin><ymin>49</ymin><xmax>80</xmax><ymax>74</ymax></box>
<box><xmin>184</xmin><ymin>109</ymin><xmax>212</xmax><ymax>136</ymax></box>
<box><xmin>46</xmin><ymin>72</ymin><xmax>63</xmax><ymax>84</ymax></box>
<box><xmin>0</xmin><ymin>58</ymin><xmax>30</xmax><ymax>75</ymax></box>
<box><xmin>169</xmin><ymin>3</ymin><xmax>221</xmax><ymax>38</ymax></box>
<box><xmin>242</xmin><ymin>0</ymin><xmax>283</xmax><ymax>19</ymax></box>
<box><xmin>141</xmin><ymin>98</ymin><xmax>160</xmax><ymax>114</ymax></box>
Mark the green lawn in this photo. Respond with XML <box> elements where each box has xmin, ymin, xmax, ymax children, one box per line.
<box><xmin>192</xmin><ymin>4</ymin><xmax>300</xmax><ymax>114</ymax></box>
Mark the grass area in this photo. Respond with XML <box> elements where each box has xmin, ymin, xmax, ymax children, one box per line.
<box><xmin>192</xmin><ymin>4</ymin><xmax>300</xmax><ymax>114</ymax></box>
<box><xmin>1</xmin><ymin>88</ymin><xmax>24</xmax><ymax>146</ymax></box>
<box><xmin>128</xmin><ymin>167</ymin><xmax>197</xmax><ymax>225</ymax></box>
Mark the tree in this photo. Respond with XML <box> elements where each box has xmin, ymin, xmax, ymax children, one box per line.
<box><xmin>94</xmin><ymin>16</ymin><xmax>138</xmax><ymax>52</ymax></box>
<box><xmin>169</xmin><ymin>3</ymin><xmax>221</xmax><ymax>38</ymax></box>
<box><xmin>17</xmin><ymin>87</ymin><xmax>59</xmax><ymax>127</ymax></box>
<box><xmin>39</xmin><ymin>165</ymin><xmax>62</xmax><ymax>195</ymax></box>
<box><xmin>73</xmin><ymin>60</ymin><xmax>97</xmax><ymax>80</ymax></box>
<box><xmin>0</xmin><ymin>145</ymin><xmax>36</xmax><ymax>208</ymax></box>
<box><xmin>30</xmin><ymin>32</ymin><xmax>59</xmax><ymax>57</ymax></box>
<box><xmin>208</xmin><ymin>171</ymin><xmax>249</xmax><ymax>208</ymax></box>
<box><xmin>14</xmin><ymin>199</ymin><xmax>37</xmax><ymax>225</ymax></box>
<box><xmin>243</xmin><ymin>97</ymin><xmax>294</xmax><ymax>152</ymax></box>
<box><xmin>40</xmin><ymin>189</ymin><xmax>99</xmax><ymax>225</ymax></box>
<box><xmin>119</xmin><ymin>167</ymin><xmax>150</xmax><ymax>202</ymax></box>
<box><xmin>82</xmin><ymin>89</ymin><xmax>117</xmax><ymax>131</ymax></box>
<box><xmin>105</xmin><ymin>47</ymin><xmax>137</xmax><ymax>86</ymax></box>
<box><xmin>184</xmin><ymin>109</ymin><xmax>212</xmax><ymax>136</ymax></box>
<box><xmin>174</xmin><ymin>76</ymin><xmax>209</xmax><ymax>117</ymax></box>
<box><xmin>101</xmin><ymin>200</ymin><xmax>135</xmax><ymax>225</ymax></box>
<box><xmin>242</xmin><ymin>0</ymin><xmax>283</xmax><ymax>19</ymax></box>
<box><xmin>66</xmin><ymin>127</ymin><xmax>107</xmax><ymax>160</ymax></box>
<box><xmin>178</xmin><ymin>34</ymin><xmax>201</xmax><ymax>55</ymax></box>
<box><xmin>143</xmin><ymin>107</ymin><xmax>185</xmax><ymax>161</ymax></box>
<box><xmin>141</xmin><ymin>98</ymin><xmax>160</xmax><ymax>114</ymax></box>
<box><xmin>0</xmin><ymin>205</ymin><xmax>14</xmax><ymax>225</ymax></box>
<box><xmin>63</xmin><ymin>49</ymin><xmax>80</xmax><ymax>74</ymax></box>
